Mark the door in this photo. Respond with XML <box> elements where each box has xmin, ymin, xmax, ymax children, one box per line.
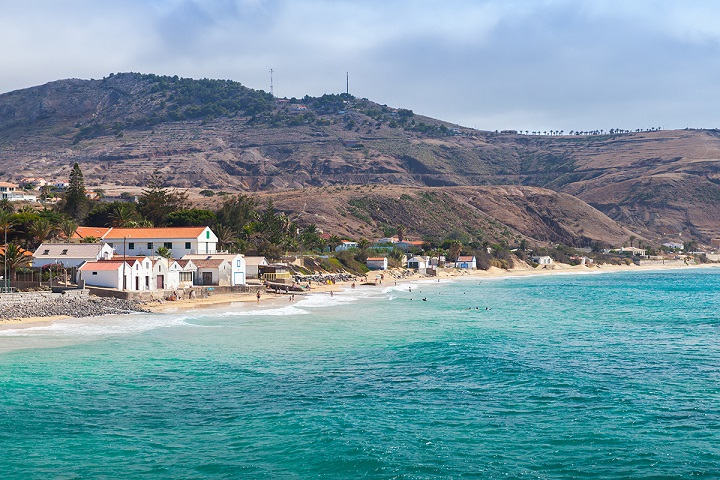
<box><xmin>157</xmin><ymin>275</ymin><xmax>164</xmax><ymax>289</ymax></box>
<box><xmin>233</xmin><ymin>272</ymin><xmax>244</xmax><ymax>286</ymax></box>
<box><xmin>135</xmin><ymin>277</ymin><xmax>139</xmax><ymax>290</ymax></box>
<box><xmin>202</xmin><ymin>272</ymin><xmax>213</xmax><ymax>285</ymax></box>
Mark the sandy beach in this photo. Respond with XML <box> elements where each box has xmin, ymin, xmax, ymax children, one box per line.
<box><xmin>3</xmin><ymin>261</ymin><xmax>719</xmax><ymax>327</ymax></box>
<box><xmin>133</xmin><ymin>261</ymin><xmax>720</xmax><ymax>315</ymax></box>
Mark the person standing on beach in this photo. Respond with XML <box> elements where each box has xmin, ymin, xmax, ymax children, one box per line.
<box><xmin>256</xmin><ymin>291</ymin><xmax>261</xmax><ymax>303</ymax></box>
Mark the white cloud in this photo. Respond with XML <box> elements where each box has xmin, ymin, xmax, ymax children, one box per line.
<box><xmin>1</xmin><ymin>0</ymin><xmax>720</xmax><ymax>131</ymax></box>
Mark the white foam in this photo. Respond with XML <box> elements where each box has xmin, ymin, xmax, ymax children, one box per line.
<box><xmin>215</xmin><ymin>305</ymin><xmax>311</xmax><ymax>316</ymax></box>
<box><xmin>0</xmin><ymin>314</ymin><xmax>190</xmax><ymax>337</ymax></box>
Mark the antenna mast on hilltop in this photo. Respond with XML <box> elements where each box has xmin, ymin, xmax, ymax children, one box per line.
<box><xmin>269</xmin><ymin>68</ymin><xmax>274</xmax><ymax>96</ymax></box>
<box><xmin>346</xmin><ymin>72</ymin><xmax>349</xmax><ymax>95</ymax></box>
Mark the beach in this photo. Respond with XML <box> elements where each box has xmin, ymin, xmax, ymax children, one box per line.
<box><xmin>3</xmin><ymin>261</ymin><xmax>718</xmax><ymax>326</ymax></box>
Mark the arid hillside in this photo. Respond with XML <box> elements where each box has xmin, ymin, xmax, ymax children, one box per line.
<box><xmin>2</xmin><ymin>73</ymin><xmax>719</xmax><ymax>242</ymax></box>
<box><xmin>253</xmin><ymin>185</ymin><xmax>635</xmax><ymax>247</ymax></box>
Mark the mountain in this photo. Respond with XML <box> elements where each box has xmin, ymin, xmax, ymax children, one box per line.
<box><xmin>2</xmin><ymin>72</ymin><xmax>719</xmax><ymax>243</ymax></box>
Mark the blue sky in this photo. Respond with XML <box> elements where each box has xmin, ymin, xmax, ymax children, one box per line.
<box><xmin>2</xmin><ymin>0</ymin><xmax>720</xmax><ymax>131</ymax></box>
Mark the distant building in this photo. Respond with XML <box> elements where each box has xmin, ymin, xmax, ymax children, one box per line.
<box><xmin>335</xmin><ymin>241</ymin><xmax>358</xmax><ymax>252</ymax></box>
<box><xmin>375</xmin><ymin>236</ymin><xmax>399</xmax><ymax>245</ymax></box>
<box><xmin>711</xmin><ymin>239</ymin><xmax>720</xmax><ymax>250</ymax></box>
<box><xmin>662</xmin><ymin>242</ymin><xmax>684</xmax><ymax>250</ymax></box>
<box><xmin>396</xmin><ymin>240</ymin><xmax>425</xmax><ymax>251</ymax></box>
<box><xmin>366</xmin><ymin>257</ymin><xmax>388</xmax><ymax>270</ymax></box>
<box><xmin>456</xmin><ymin>255</ymin><xmax>477</xmax><ymax>269</ymax></box>
<box><xmin>0</xmin><ymin>182</ymin><xmax>37</xmax><ymax>202</ymax></box>
<box><xmin>532</xmin><ymin>255</ymin><xmax>553</xmax><ymax>265</ymax></box>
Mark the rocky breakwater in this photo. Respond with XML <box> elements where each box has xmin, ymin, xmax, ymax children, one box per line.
<box><xmin>0</xmin><ymin>290</ymin><xmax>149</xmax><ymax>321</ymax></box>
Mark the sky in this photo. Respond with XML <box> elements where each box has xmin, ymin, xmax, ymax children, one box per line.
<box><xmin>2</xmin><ymin>0</ymin><xmax>720</xmax><ymax>131</ymax></box>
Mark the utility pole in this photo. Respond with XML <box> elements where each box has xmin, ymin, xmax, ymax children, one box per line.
<box><xmin>269</xmin><ymin>68</ymin><xmax>274</xmax><ymax>96</ymax></box>
<box><xmin>123</xmin><ymin>236</ymin><xmax>127</xmax><ymax>291</ymax></box>
<box><xmin>3</xmin><ymin>224</ymin><xmax>6</xmax><ymax>293</ymax></box>
<box><xmin>346</xmin><ymin>72</ymin><xmax>349</xmax><ymax>95</ymax></box>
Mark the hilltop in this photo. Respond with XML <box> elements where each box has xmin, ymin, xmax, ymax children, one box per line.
<box><xmin>2</xmin><ymin>72</ymin><xmax>720</xmax><ymax>243</ymax></box>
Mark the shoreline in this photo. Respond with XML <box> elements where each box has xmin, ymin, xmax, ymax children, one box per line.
<box><xmin>3</xmin><ymin>262</ymin><xmax>719</xmax><ymax>327</ymax></box>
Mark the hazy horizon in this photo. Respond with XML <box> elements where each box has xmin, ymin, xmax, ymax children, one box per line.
<box><xmin>2</xmin><ymin>0</ymin><xmax>720</xmax><ymax>132</ymax></box>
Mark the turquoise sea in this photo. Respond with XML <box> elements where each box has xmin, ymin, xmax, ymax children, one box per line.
<box><xmin>1</xmin><ymin>269</ymin><xmax>720</xmax><ymax>479</ymax></box>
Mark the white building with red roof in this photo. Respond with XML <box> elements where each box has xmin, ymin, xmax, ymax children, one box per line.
<box><xmin>73</xmin><ymin>226</ymin><xmax>218</xmax><ymax>259</ymax></box>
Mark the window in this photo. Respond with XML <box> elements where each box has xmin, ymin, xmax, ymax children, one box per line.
<box><xmin>206</xmin><ymin>231</ymin><xmax>210</xmax><ymax>239</ymax></box>
<box><xmin>128</xmin><ymin>242</ymin><xmax>134</xmax><ymax>250</ymax></box>
<box><xmin>180</xmin><ymin>272</ymin><xmax>192</xmax><ymax>282</ymax></box>
<box><xmin>236</xmin><ymin>260</ymin><xmax>242</xmax><ymax>267</ymax></box>
<box><xmin>147</xmin><ymin>242</ymin><xmax>153</xmax><ymax>249</ymax></box>
<box><xmin>60</xmin><ymin>249</ymin><xmax>68</xmax><ymax>255</ymax></box>
<box><xmin>42</xmin><ymin>249</ymin><xmax>49</xmax><ymax>255</ymax></box>
<box><xmin>164</xmin><ymin>242</ymin><xmax>172</xmax><ymax>249</ymax></box>
<box><xmin>92</xmin><ymin>272</ymin><xmax>98</xmax><ymax>275</ymax></box>
<box><xmin>135</xmin><ymin>264</ymin><xmax>139</xmax><ymax>270</ymax></box>
<box><xmin>185</xmin><ymin>242</ymin><xmax>191</xmax><ymax>249</ymax></box>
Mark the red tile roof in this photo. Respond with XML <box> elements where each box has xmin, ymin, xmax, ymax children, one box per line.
<box><xmin>457</xmin><ymin>256</ymin><xmax>475</xmax><ymax>262</ymax></box>
<box><xmin>366</xmin><ymin>257</ymin><xmax>387</xmax><ymax>261</ymax></box>
<box><xmin>78</xmin><ymin>261</ymin><xmax>128</xmax><ymax>271</ymax></box>
<box><xmin>103</xmin><ymin>227</ymin><xmax>208</xmax><ymax>239</ymax></box>
<box><xmin>72</xmin><ymin>226</ymin><xmax>111</xmax><ymax>239</ymax></box>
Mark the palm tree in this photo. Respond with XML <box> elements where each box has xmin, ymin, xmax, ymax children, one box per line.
<box><xmin>0</xmin><ymin>211</ymin><xmax>15</xmax><ymax>290</ymax></box>
<box><xmin>214</xmin><ymin>225</ymin><xmax>237</xmax><ymax>252</ymax></box>
<box><xmin>156</xmin><ymin>246</ymin><xmax>172</xmax><ymax>258</ymax></box>
<box><xmin>60</xmin><ymin>219</ymin><xmax>78</xmax><ymax>241</ymax></box>
<box><xmin>30</xmin><ymin>218</ymin><xmax>55</xmax><ymax>246</ymax></box>
<box><xmin>109</xmin><ymin>203</ymin><xmax>137</xmax><ymax>227</ymax></box>
<box><xmin>0</xmin><ymin>243</ymin><xmax>29</xmax><ymax>284</ymax></box>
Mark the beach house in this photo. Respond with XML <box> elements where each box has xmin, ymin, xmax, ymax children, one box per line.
<box><xmin>407</xmin><ymin>255</ymin><xmax>429</xmax><ymax>269</ymax></box>
<box><xmin>192</xmin><ymin>258</ymin><xmax>233</xmax><ymax>286</ymax></box>
<box><xmin>366</xmin><ymin>257</ymin><xmax>388</xmax><ymax>270</ymax></box>
<box><xmin>78</xmin><ymin>258</ymin><xmax>153</xmax><ymax>291</ymax></box>
<box><xmin>73</xmin><ymin>226</ymin><xmax>218</xmax><ymax>258</ymax></box>
<box><xmin>456</xmin><ymin>255</ymin><xmax>477</xmax><ymax>269</ymax></box>
<box><xmin>32</xmin><ymin>242</ymin><xmax>114</xmax><ymax>269</ymax></box>
<box><xmin>173</xmin><ymin>259</ymin><xmax>197</xmax><ymax>288</ymax></box>
<box><xmin>244</xmin><ymin>256</ymin><xmax>268</xmax><ymax>279</ymax></box>
<box><xmin>183</xmin><ymin>253</ymin><xmax>246</xmax><ymax>285</ymax></box>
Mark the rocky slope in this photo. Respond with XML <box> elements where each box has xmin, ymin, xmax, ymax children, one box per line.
<box><xmin>2</xmin><ymin>73</ymin><xmax>719</xmax><ymax>242</ymax></box>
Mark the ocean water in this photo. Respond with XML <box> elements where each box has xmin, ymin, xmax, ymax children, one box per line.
<box><xmin>1</xmin><ymin>269</ymin><xmax>720</xmax><ymax>478</ymax></box>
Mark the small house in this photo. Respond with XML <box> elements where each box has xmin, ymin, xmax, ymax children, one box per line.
<box><xmin>183</xmin><ymin>253</ymin><xmax>246</xmax><ymax>285</ymax></box>
<box><xmin>78</xmin><ymin>258</ymin><xmax>152</xmax><ymax>291</ymax></box>
<box><xmin>335</xmin><ymin>241</ymin><xmax>358</xmax><ymax>252</ymax></box>
<box><xmin>173</xmin><ymin>259</ymin><xmax>197</xmax><ymax>288</ymax></box>
<box><xmin>407</xmin><ymin>255</ymin><xmax>429</xmax><ymax>269</ymax></box>
<box><xmin>366</xmin><ymin>257</ymin><xmax>388</xmax><ymax>270</ymax></box>
<box><xmin>456</xmin><ymin>255</ymin><xmax>476</xmax><ymax>269</ymax></box>
<box><xmin>193</xmin><ymin>258</ymin><xmax>232</xmax><ymax>286</ymax></box>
